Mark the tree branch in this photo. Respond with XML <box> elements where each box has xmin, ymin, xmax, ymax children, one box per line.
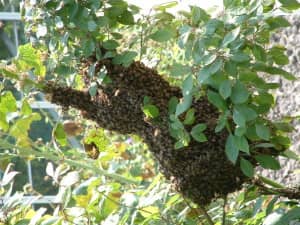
<box><xmin>254</xmin><ymin>178</ymin><xmax>300</xmax><ymax>200</ymax></box>
<box><xmin>222</xmin><ymin>195</ymin><xmax>227</xmax><ymax>225</ymax></box>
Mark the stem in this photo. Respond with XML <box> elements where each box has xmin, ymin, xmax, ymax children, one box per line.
<box><xmin>198</xmin><ymin>205</ymin><xmax>215</xmax><ymax>225</ymax></box>
<box><xmin>0</xmin><ymin>138</ymin><xmax>139</xmax><ymax>185</ymax></box>
<box><xmin>139</xmin><ymin>22</ymin><xmax>144</xmax><ymax>61</ymax></box>
<box><xmin>254</xmin><ymin>178</ymin><xmax>300</xmax><ymax>200</ymax></box>
<box><xmin>222</xmin><ymin>196</ymin><xmax>227</xmax><ymax>225</ymax></box>
<box><xmin>183</xmin><ymin>198</ymin><xmax>214</xmax><ymax>225</ymax></box>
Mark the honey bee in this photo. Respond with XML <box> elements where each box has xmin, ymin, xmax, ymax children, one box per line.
<box><xmin>84</xmin><ymin>142</ymin><xmax>99</xmax><ymax>160</ymax></box>
<box><xmin>45</xmin><ymin>59</ymin><xmax>251</xmax><ymax>206</ymax></box>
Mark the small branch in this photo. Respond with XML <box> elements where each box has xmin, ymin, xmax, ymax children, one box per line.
<box><xmin>183</xmin><ymin>198</ymin><xmax>214</xmax><ymax>225</ymax></box>
<box><xmin>222</xmin><ymin>195</ymin><xmax>227</xmax><ymax>225</ymax></box>
<box><xmin>198</xmin><ymin>205</ymin><xmax>215</xmax><ymax>225</ymax></box>
<box><xmin>254</xmin><ymin>178</ymin><xmax>300</xmax><ymax>200</ymax></box>
<box><xmin>0</xmin><ymin>137</ymin><xmax>139</xmax><ymax>185</ymax></box>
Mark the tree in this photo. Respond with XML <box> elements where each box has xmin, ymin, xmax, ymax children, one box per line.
<box><xmin>1</xmin><ymin>0</ymin><xmax>300</xmax><ymax>224</ymax></box>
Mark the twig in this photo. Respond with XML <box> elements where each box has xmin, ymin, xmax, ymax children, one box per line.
<box><xmin>222</xmin><ymin>195</ymin><xmax>227</xmax><ymax>225</ymax></box>
<box><xmin>198</xmin><ymin>205</ymin><xmax>215</xmax><ymax>225</ymax></box>
<box><xmin>254</xmin><ymin>178</ymin><xmax>300</xmax><ymax>200</ymax></box>
<box><xmin>183</xmin><ymin>198</ymin><xmax>214</xmax><ymax>225</ymax></box>
<box><xmin>0</xmin><ymin>135</ymin><xmax>139</xmax><ymax>185</ymax></box>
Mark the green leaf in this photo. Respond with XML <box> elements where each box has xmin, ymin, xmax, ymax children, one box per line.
<box><xmin>202</xmin><ymin>54</ymin><xmax>217</xmax><ymax>66</ymax></box>
<box><xmin>276</xmin><ymin>207</ymin><xmax>300</xmax><ymax>224</ymax></box>
<box><xmin>191</xmin><ymin>132</ymin><xmax>207</xmax><ymax>143</ymax></box>
<box><xmin>271</xmin><ymin>135</ymin><xmax>291</xmax><ymax>149</ymax></box>
<box><xmin>274</xmin><ymin>122</ymin><xmax>294</xmax><ymax>132</ymax></box>
<box><xmin>205</xmin><ymin>19</ymin><xmax>223</xmax><ymax>36</ymax></box>
<box><xmin>255</xmin><ymin>143</ymin><xmax>276</xmax><ymax>148</ymax></box>
<box><xmin>111</xmin><ymin>32</ymin><xmax>123</xmax><ymax>40</ymax></box>
<box><xmin>149</xmin><ymin>27</ymin><xmax>176</xmax><ymax>42</ymax></box>
<box><xmin>0</xmin><ymin>68</ymin><xmax>18</xmax><ymax>79</ymax></box>
<box><xmin>53</xmin><ymin>123</ymin><xmax>68</xmax><ymax>146</ymax></box>
<box><xmin>269</xmin><ymin>46</ymin><xmax>289</xmax><ymax>65</ymax></box>
<box><xmin>182</xmin><ymin>75</ymin><xmax>193</xmax><ymax>96</ymax></box>
<box><xmin>21</xmin><ymin>99</ymin><xmax>32</xmax><ymax>115</ymax></box>
<box><xmin>255</xmin><ymin>124</ymin><xmax>270</xmax><ymax>140</ymax></box>
<box><xmin>170</xmin><ymin>115</ymin><xmax>184</xmax><ymax>130</ymax></box>
<box><xmin>258</xmin><ymin>175</ymin><xmax>285</xmax><ymax>188</ymax></box>
<box><xmin>282</xmin><ymin>150</ymin><xmax>299</xmax><ymax>161</ymax></box>
<box><xmin>263</xmin><ymin>0</ymin><xmax>276</xmax><ymax>12</ymax></box>
<box><xmin>169</xmin><ymin>63</ymin><xmax>191</xmax><ymax>77</ymax></box>
<box><xmin>190</xmin><ymin>6</ymin><xmax>210</xmax><ymax>24</ymax></box>
<box><xmin>231</xmin><ymin>52</ymin><xmax>250</xmax><ymax>62</ymax></box>
<box><xmin>15</xmin><ymin>219</ymin><xmax>30</xmax><ymax>225</ymax></box>
<box><xmin>88</xmin><ymin>82</ymin><xmax>98</xmax><ymax>97</ymax></box>
<box><xmin>168</xmin><ymin>97</ymin><xmax>178</xmax><ymax>114</ymax></box>
<box><xmin>174</xmin><ymin>130</ymin><xmax>191</xmax><ymax>149</ymax></box>
<box><xmin>254</xmin><ymin>92</ymin><xmax>274</xmax><ymax>106</ymax></box>
<box><xmin>231</xmin><ymin>81</ymin><xmax>249</xmax><ymax>104</ymax></box>
<box><xmin>209</xmin><ymin>59</ymin><xmax>223</xmax><ymax>74</ymax></box>
<box><xmin>87</xmin><ymin>20</ymin><xmax>97</xmax><ymax>31</ymax></box>
<box><xmin>255</xmin><ymin>154</ymin><xmax>281</xmax><ymax>170</ymax></box>
<box><xmin>183</xmin><ymin>108</ymin><xmax>195</xmax><ymax>125</ymax></box>
<box><xmin>240</xmin><ymin>69</ymin><xmax>258</xmax><ymax>82</ymax></box>
<box><xmin>103</xmin><ymin>40</ymin><xmax>119</xmax><ymax>50</ymax></box>
<box><xmin>215</xmin><ymin>111</ymin><xmax>229</xmax><ymax>133</ymax></box>
<box><xmin>235</xmin><ymin>105</ymin><xmax>257</xmax><ymax>121</ymax></box>
<box><xmin>240</xmin><ymin>158</ymin><xmax>254</xmax><ymax>177</ymax></box>
<box><xmin>83</xmin><ymin>40</ymin><xmax>96</xmax><ymax>57</ymax></box>
<box><xmin>223</xmin><ymin>0</ymin><xmax>235</xmax><ymax>8</ymax></box>
<box><xmin>0</xmin><ymin>111</ymin><xmax>8</xmax><ymax>131</ymax></box>
<box><xmin>266</xmin><ymin>16</ymin><xmax>291</xmax><ymax>30</ymax></box>
<box><xmin>222</xmin><ymin>27</ymin><xmax>240</xmax><ymax>47</ymax></box>
<box><xmin>236</xmin><ymin>135</ymin><xmax>250</xmax><ymax>154</ymax></box>
<box><xmin>252</xmin><ymin>44</ymin><xmax>267</xmax><ymax>61</ymax></box>
<box><xmin>97</xmin><ymin>16</ymin><xmax>110</xmax><ymax>27</ymax></box>
<box><xmin>279</xmin><ymin>0</ymin><xmax>300</xmax><ymax>10</ymax></box>
<box><xmin>106</xmin><ymin>3</ymin><xmax>127</xmax><ymax>17</ymax></box>
<box><xmin>142</xmin><ymin>104</ymin><xmax>160</xmax><ymax>118</ymax></box>
<box><xmin>235</xmin><ymin>126</ymin><xmax>247</xmax><ymax>136</ymax></box>
<box><xmin>225</xmin><ymin>60</ymin><xmax>237</xmax><ymax>76</ymax></box>
<box><xmin>17</xmin><ymin>44</ymin><xmax>46</xmax><ymax>77</ymax></box>
<box><xmin>143</xmin><ymin>96</ymin><xmax>151</xmax><ymax>105</ymax></box>
<box><xmin>117</xmin><ymin>10</ymin><xmax>135</xmax><ymax>25</ymax></box>
<box><xmin>198</xmin><ymin>67</ymin><xmax>211</xmax><ymax>83</ymax></box>
<box><xmin>233</xmin><ymin>108</ymin><xmax>246</xmax><ymax>127</ymax></box>
<box><xmin>225</xmin><ymin>134</ymin><xmax>239</xmax><ymax>164</ymax></box>
<box><xmin>175</xmin><ymin>94</ymin><xmax>192</xmax><ymax>116</ymax></box>
<box><xmin>207</xmin><ymin>90</ymin><xmax>227</xmax><ymax>111</ymax></box>
<box><xmin>0</xmin><ymin>91</ymin><xmax>17</xmax><ymax>114</ymax></box>
<box><xmin>10</xmin><ymin>113</ymin><xmax>41</xmax><ymax>147</ymax></box>
<box><xmin>253</xmin><ymin>63</ymin><xmax>296</xmax><ymax>80</ymax></box>
<box><xmin>191</xmin><ymin>123</ymin><xmax>207</xmax><ymax>143</ymax></box>
<box><xmin>153</xmin><ymin>1</ymin><xmax>178</xmax><ymax>11</ymax></box>
<box><xmin>219</xmin><ymin>80</ymin><xmax>232</xmax><ymax>99</ymax></box>
<box><xmin>112</xmin><ymin>51</ymin><xmax>137</xmax><ymax>66</ymax></box>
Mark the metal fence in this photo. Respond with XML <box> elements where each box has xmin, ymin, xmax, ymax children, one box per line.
<box><xmin>0</xmin><ymin>9</ymin><xmax>78</xmax><ymax>205</ymax></box>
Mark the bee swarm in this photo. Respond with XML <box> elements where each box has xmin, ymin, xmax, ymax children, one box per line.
<box><xmin>44</xmin><ymin>58</ymin><xmax>249</xmax><ymax>205</ymax></box>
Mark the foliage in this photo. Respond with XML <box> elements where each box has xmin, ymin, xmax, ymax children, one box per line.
<box><xmin>0</xmin><ymin>0</ymin><xmax>300</xmax><ymax>224</ymax></box>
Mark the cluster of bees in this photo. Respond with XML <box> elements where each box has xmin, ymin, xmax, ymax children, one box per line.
<box><xmin>44</xmin><ymin>58</ymin><xmax>249</xmax><ymax>205</ymax></box>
